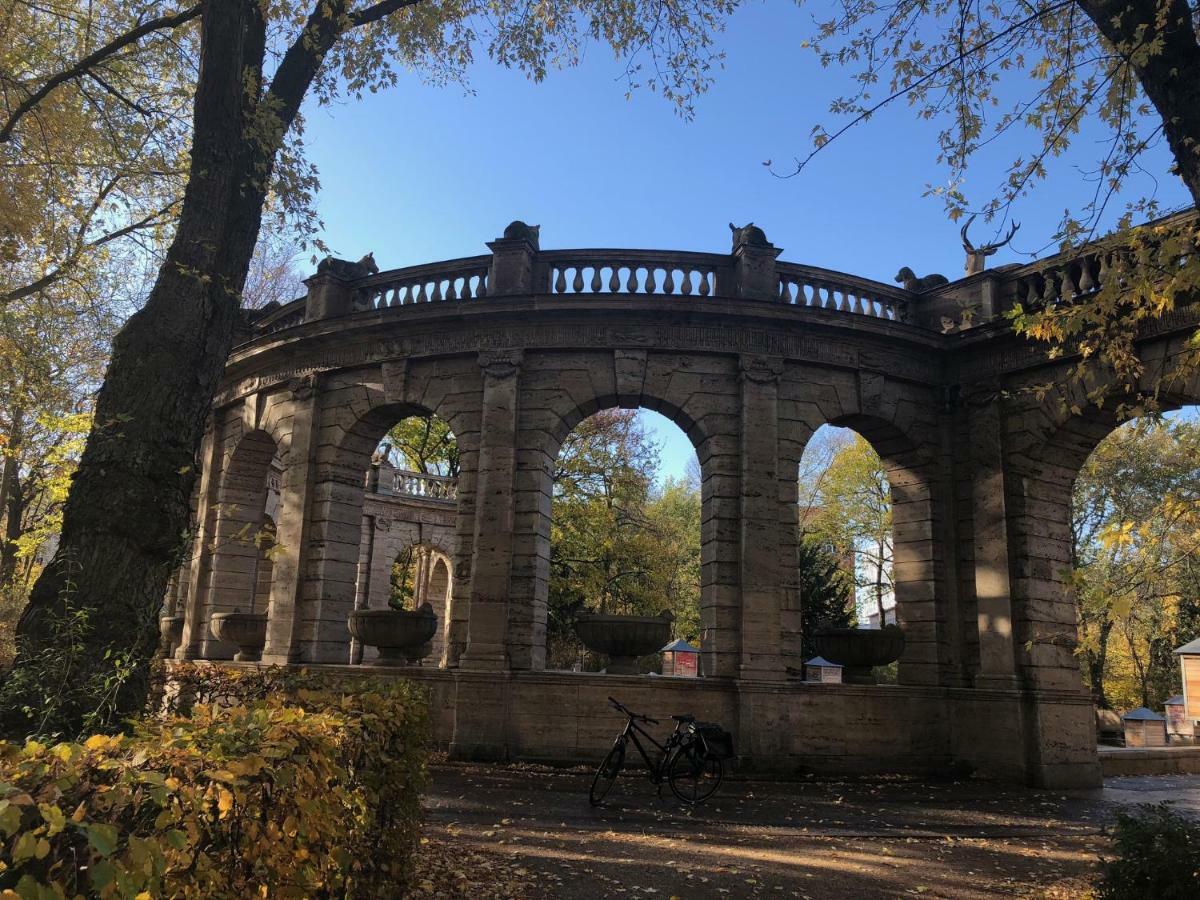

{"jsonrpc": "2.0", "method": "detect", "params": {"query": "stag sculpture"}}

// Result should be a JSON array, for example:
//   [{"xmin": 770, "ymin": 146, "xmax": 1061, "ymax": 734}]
[{"xmin": 961, "ymin": 216, "xmax": 1019, "ymax": 275}]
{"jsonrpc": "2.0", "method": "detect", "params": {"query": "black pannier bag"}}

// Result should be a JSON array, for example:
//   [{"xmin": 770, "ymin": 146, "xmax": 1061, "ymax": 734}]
[{"xmin": 696, "ymin": 723, "xmax": 735, "ymax": 760}]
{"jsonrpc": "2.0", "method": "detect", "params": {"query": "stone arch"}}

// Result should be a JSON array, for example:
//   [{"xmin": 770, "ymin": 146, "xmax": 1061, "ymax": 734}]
[
  {"xmin": 805, "ymin": 411, "xmax": 950, "ymax": 686},
  {"xmin": 298, "ymin": 370, "xmax": 473, "ymax": 664},
  {"xmin": 516, "ymin": 381, "xmax": 720, "ymax": 676},
  {"xmin": 1004, "ymin": 379, "xmax": 1200, "ymax": 692},
  {"xmin": 197, "ymin": 427, "xmax": 280, "ymax": 659}
]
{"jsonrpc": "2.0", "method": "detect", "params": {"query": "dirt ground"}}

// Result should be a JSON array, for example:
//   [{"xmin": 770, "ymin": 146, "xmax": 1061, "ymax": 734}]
[{"xmin": 405, "ymin": 761, "xmax": 1180, "ymax": 899}]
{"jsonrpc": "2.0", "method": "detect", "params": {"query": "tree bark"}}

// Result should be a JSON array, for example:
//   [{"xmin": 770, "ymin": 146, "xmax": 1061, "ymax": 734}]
[
  {"xmin": 1078, "ymin": 0, "xmax": 1200, "ymax": 206},
  {"xmin": 1086, "ymin": 617, "xmax": 1113, "ymax": 709},
  {"xmin": 0, "ymin": 0, "xmax": 273, "ymax": 737},
  {"xmin": 0, "ymin": 409, "xmax": 22, "ymax": 587}
]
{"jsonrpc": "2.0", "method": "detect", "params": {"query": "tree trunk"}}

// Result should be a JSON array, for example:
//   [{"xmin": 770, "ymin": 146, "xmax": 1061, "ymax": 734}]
[
  {"xmin": 0, "ymin": 409, "xmax": 22, "ymax": 587},
  {"xmin": 1078, "ymin": 0, "xmax": 1200, "ymax": 206},
  {"xmin": 0, "ymin": 0, "xmax": 272, "ymax": 738},
  {"xmin": 1086, "ymin": 617, "xmax": 1113, "ymax": 709}
]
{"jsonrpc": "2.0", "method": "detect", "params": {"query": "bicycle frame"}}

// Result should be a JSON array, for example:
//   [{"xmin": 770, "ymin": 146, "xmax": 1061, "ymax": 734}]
[{"xmin": 615, "ymin": 714, "xmax": 686, "ymax": 783}]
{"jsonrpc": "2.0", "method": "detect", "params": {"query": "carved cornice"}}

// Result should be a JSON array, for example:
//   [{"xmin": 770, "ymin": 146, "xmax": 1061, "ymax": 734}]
[
  {"xmin": 740, "ymin": 355, "xmax": 784, "ymax": 385},
  {"xmin": 478, "ymin": 349, "xmax": 524, "ymax": 380}
]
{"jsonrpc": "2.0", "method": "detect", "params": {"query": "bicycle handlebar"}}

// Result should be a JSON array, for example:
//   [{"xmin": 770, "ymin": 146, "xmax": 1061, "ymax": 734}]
[{"xmin": 608, "ymin": 696, "xmax": 658, "ymax": 724}]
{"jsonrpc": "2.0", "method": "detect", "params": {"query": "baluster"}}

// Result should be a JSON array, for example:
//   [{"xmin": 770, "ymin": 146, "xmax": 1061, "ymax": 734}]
[
  {"xmin": 1024, "ymin": 278, "xmax": 1038, "ymax": 306},
  {"xmin": 1097, "ymin": 252, "xmax": 1109, "ymax": 285},
  {"xmin": 663, "ymin": 269, "xmax": 675, "ymax": 295},
  {"xmin": 698, "ymin": 269, "xmax": 711, "ymax": 296},
  {"xmin": 625, "ymin": 266, "xmax": 639, "ymax": 292},
  {"xmin": 837, "ymin": 289, "xmax": 850, "ymax": 311},
  {"xmin": 461, "ymin": 276, "xmax": 474, "ymax": 300},
  {"xmin": 572, "ymin": 266, "xmax": 585, "ymax": 292},
  {"xmin": 1078, "ymin": 256, "xmax": 1096, "ymax": 293},
  {"xmin": 1041, "ymin": 272, "xmax": 1057, "ymax": 304},
  {"xmin": 1060, "ymin": 267, "xmax": 1078, "ymax": 299},
  {"xmin": 644, "ymin": 267, "xmax": 658, "ymax": 293},
  {"xmin": 608, "ymin": 267, "xmax": 621, "ymax": 292},
  {"xmin": 477, "ymin": 272, "xmax": 488, "ymax": 297},
  {"xmin": 415, "ymin": 282, "xmax": 428, "ymax": 303},
  {"xmin": 681, "ymin": 270, "xmax": 693, "ymax": 296},
  {"xmin": 444, "ymin": 278, "xmax": 457, "ymax": 301},
  {"xmin": 431, "ymin": 279, "xmax": 443, "ymax": 302},
  {"xmin": 591, "ymin": 267, "xmax": 602, "ymax": 292},
  {"xmin": 554, "ymin": 266, "xmax": 567, "ymax": 293}
]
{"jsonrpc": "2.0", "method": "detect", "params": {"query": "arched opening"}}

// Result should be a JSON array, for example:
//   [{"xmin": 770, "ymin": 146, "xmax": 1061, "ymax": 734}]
[
  {"xmin": 338, "ymin": 407, "xmax": 460, "ymax": 666},
  {"xmin": 201, "ymin": 428, "xmax": 281, "ymax": 659},
  {"xmin": 797, "ymin": 417, "xmax": 936, "ymax": 684},
  {"xmin": 1069, "ymin": 411, "xmax": 1200, "ymax": 721},
  {"xmin": 545, "ymin": 408, "xmax": 702, "ymax": 674}
]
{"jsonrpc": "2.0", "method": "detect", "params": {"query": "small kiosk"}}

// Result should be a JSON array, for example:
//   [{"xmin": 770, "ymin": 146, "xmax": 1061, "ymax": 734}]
[
  {"xmin": 804, "ymin": 656, "xmax": 844, "ymax": 684},
  {"xmin": 660, "ymin": 638, "xmax": 700, "ymax": 677},
  {"xmin": 1122, "ymin": 707, "xmax": 1168, "ymax": 748}
]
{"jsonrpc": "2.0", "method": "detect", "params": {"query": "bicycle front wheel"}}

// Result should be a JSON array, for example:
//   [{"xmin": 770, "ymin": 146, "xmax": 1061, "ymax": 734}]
[
  {"xmin": 667, "ymin": 743, "xmax": 723, "ymax": 804},
  {"xmin": 589, "ymin": 741, "xmax": 626, "ymax": 806}
]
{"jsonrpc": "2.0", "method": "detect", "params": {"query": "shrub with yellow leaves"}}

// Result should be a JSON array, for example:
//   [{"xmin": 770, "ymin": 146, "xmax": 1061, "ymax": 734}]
[{"xmin": 0, "ymin": 667, "xmax": 428, "ymax": 898}]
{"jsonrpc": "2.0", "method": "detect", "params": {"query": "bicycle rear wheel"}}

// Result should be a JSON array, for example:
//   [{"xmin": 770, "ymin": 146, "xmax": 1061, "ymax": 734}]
[
  {"xmin": 667, "ymin": 743, "xmax": 723, "ymax": 804},
  {"xmin": 589, "ymin": 740, "xmax": 626, "ymax": 806}
]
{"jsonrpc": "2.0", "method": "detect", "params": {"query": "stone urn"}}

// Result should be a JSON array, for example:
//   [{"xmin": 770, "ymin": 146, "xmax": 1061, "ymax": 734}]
[
  {"xmin": 812, "ymin": 624, "xmax": 905, "ymax": 684},
  {"xmin": 159, "ymin": 615, "xmax": 184, "ymax": 658},
  {"xmin": 209, "ymin": 611, "xmax": 268, "ymax": 662},
  {"xmin": 347, "ymin": 603, "xmax": 437, "ymax": 666},
  {"xmin": 574, "ymin": 610, "xmax": 674, "ymax": 675}
]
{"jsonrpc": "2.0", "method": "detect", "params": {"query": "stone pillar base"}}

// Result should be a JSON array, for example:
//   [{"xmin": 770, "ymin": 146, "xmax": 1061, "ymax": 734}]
[{"xmin": 448, "ymin": 672, "xmax": 511, "ymax": 761}]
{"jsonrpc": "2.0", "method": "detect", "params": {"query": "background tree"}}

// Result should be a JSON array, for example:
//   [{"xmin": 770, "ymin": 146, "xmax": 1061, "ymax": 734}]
[
  {"xmin": 788, "ymin": 0, "xmax": 1200, "ymax": 416},
  {"xmin": 1072, "ymin": 418, "xmax": 1200, "ymax": 709},
  {"xmin": 0, "ymin": 0, "xmax": 738, "ymax": 738},
  {"xmin": 384, "ymin": 415, "xmax": 459, "ymax": 477},
  {"xmin": 548, "ymin": 410, "xmax": 701, "ymax": 668},
  {"xmin": 796, "ymin": 537, "xmax": 855, "ymax": 661},
  {"xmin": 800, "ymin": 431, "xmax": 894, "ymax": 628}
]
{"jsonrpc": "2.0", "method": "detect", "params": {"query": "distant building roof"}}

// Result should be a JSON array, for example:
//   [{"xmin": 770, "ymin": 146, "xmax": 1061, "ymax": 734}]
[
  {"xmin": 1122, "ymin": 707, "xmax": 1166, "ymax": 721},
  {"xmin": 660, "ymin": 638, "xmax": 699, "ymax": 653},
  {"xmin": 805, "ymin": 656, "xmax": 842, "ymax": 668},
  {"xmin": 1175, "ymin": 637, "xmax": 1200, "ymax": 655},
  {"xmin": 1165, "ymin": 695, "xmax": 1186, "ymax": 706}
]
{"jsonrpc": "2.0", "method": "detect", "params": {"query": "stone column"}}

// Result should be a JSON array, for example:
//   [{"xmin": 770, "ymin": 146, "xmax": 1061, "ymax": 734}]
[
  {"xmin": 968, "ymin": 400, "xmax": 1019, "ymax": 687},
  {"xmin": 261, "ymin": 375, "xmax": 320, "ymax": 664},
  {"xmin": 176, "ymin": 421, "xmax": 224, "ymax": 659},
  {"xmin": 737, "ymin": 355, "xmax": 786, "ymax": 681},
  {"xmin": 459, "ymin": 349, "xmax": 523, "ymax": 670}
]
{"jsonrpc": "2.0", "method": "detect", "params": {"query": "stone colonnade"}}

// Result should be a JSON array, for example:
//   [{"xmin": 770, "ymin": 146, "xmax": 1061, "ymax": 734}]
[{"xmin": 165, "ymin": 224, "xmax": 1200, "ymax": 787}]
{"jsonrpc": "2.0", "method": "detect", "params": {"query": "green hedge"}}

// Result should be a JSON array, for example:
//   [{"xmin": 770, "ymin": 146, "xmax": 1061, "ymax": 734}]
[{"xmin": 0, "ymin": 666, "xmax": 428, "ymax": 898}]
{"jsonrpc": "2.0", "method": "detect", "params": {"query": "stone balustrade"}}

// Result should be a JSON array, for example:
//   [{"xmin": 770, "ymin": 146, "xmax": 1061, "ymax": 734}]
[
  {"xmin": 541, "ymin": 249, "xmax": 729, "ymax": 297},
  {"xmin": 356, "ymin": 256, "xmax": 492, "ymax": 309},
  {"xmin": 390, "ymin": 469, "xmax": 457, "ymax": 502}
]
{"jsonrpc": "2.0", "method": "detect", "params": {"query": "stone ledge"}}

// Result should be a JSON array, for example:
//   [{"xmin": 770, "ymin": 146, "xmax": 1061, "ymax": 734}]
[{"xmin": 1099, "ymin": 745, "xmax": 1200, "ymax": 776}]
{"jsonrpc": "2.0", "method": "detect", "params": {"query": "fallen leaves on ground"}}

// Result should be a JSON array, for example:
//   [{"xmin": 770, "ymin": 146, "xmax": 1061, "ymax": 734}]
[{"xmin": 407, "ymin": 830, "xmax": 536, "ymax": 898}]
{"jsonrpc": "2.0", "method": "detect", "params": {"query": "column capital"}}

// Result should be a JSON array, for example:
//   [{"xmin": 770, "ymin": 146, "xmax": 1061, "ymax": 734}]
[
  {"xmin": 478, "ymin": 349, "xmax": 524, "ymax": 380},
  {"xmin": 739, "ymin": 355, "xmax": 784, "ymax": 385},
  {"xmin": 287, "ymin": 372, "xmax": 320, "ymax": 402}
]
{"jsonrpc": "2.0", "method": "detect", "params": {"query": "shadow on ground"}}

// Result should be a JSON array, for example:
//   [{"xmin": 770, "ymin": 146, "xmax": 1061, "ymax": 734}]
[{"xmin": 406, "ymin": 761, "xmax": 1197, "ymax": 899}]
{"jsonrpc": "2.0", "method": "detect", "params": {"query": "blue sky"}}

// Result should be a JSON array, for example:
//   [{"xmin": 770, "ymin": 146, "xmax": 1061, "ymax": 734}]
[{"xmin": 300, "ymin": 2, "xmax": 1192, "ymax": 482}]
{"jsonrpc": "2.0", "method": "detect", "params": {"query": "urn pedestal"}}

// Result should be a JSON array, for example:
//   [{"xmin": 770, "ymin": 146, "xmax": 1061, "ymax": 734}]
[
  {"xmin": 347, "ymin": 603, "xmax": 438, "ymax": 666},
  {"xmin": 574, "ymin": 611, "xmax": 674, "ymax": 675}
]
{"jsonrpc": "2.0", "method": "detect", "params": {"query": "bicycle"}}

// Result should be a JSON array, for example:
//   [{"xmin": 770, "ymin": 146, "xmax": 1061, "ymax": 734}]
[{"xmin": 589, "ymin": 696, "xmax": 725, "ymax": 806}]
